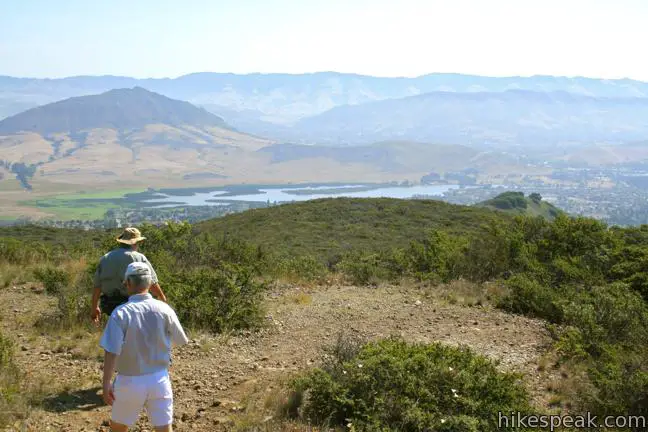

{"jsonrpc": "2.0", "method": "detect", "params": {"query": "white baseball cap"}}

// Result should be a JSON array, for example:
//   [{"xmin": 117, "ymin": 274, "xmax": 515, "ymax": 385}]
[{"xmin": 124, "ymin": 262, "xmax": 152, "ymax": 278}]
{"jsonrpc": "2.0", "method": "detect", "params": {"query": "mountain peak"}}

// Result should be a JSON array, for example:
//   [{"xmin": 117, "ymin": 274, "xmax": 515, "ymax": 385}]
[{"xmin": 0, "ymin": 87, "xmax": 228, "ymax": 135}]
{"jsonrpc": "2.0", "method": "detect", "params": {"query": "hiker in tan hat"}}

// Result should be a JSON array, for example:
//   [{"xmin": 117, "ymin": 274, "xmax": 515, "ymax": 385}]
[{"xmin": 91, "ymin": 227, "xmax": 168, "ymax": 324}]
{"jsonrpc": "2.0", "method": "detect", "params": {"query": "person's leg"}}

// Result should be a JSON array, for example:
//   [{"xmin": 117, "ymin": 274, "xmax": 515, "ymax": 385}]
[
  {"xmin": 110, "ymin": 421, "xmax": 129, "ymax": 432},
  {"xmin": 145, "ymin": 372, "xmax": 174, "ymax": 432},
  {"xmin": 101, "ymin": 295, "xmax": 129, "ymax": 317},
  {"xmin": 111, "ymin": 375, "xmax": 146, "ymax": 431},
  {"xmin": 147, "ymin": 398, "xmax": 173, "ymax": 431}
]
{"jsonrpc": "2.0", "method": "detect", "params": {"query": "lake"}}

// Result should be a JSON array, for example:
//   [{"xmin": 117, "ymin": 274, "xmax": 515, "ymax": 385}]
[{"xmin": 143, "ymin": 184, "xmax": 462, "ymax": 207}]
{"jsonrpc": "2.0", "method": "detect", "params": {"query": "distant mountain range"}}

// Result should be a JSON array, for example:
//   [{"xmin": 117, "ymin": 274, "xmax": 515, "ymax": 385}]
[
  {"xmin": 3, "ymin": 72, "xmax": 648, "ymax": 148},
  {"xmin": 0, "ymin": 88, "xmax": 491, "ymax": 190},
  {"xmin": 291, "ymin": 90, "xmax": 648, "ymax": 147}
]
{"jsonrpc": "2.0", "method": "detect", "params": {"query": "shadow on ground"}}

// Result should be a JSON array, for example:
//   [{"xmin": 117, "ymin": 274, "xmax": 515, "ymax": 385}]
[{"xmin": 41, "ymin": 386, "xmax": 104, "ymax": 412}]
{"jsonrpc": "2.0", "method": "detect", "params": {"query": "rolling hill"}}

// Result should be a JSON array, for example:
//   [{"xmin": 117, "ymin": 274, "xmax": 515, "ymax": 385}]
[
  {"xmin": 257, "ymin": 141, "xmax": 478, "ymax": 174},
  {"xmin": 195, "ymin": 197, "xmax": 508, "ymax": 260},
  {"xmin": 477, "ymin": 191, "xmax": 563, "ymax": 219},
  {"xmin": 292, "ymin": 89, "xmax": 648, "ymax": 147},
  {"xmin": 0, "ymin": 86, "xmax": 229, "ymax": 135},
  {"xmin": 0, "ymin": 88, "xmax": 491, "ymax": 193},
  {"xmin": 0, "ymin": 88, "xmax": 276, "ymax": 188}
]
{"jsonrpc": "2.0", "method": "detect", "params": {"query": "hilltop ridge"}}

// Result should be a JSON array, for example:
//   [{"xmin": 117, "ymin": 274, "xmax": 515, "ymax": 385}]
[
  {"xmin": 0, "ymin": 88, "xmax": 274, "ymax": 189},
  {"xmin": 0, "ymin": 87, "xmax": 229, "ymax": 135},
  {"xmin": 4, "ymin": 71, "xmax": 648, "ymax": 126},
  {"xmin": 195, "ymin": 197, "xmax": 509, "ymax": 259},
  {"xmin": 477, "ymin": 191, "xmax": 563, "ymax": 219}
]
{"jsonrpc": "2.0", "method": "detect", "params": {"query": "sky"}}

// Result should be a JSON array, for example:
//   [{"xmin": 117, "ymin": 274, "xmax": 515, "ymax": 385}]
[{"xmin": 1, "ymin": 0, "xmax": 646, "ymax": 80}]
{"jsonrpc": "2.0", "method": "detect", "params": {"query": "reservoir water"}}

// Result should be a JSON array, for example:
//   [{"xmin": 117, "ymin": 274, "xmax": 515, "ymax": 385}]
[{"xmin": 144, "ymin": 184, "xmax": 462, "ymax": 206}]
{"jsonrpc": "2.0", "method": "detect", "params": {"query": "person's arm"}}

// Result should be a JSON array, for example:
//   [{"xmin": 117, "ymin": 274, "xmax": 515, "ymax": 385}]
[
  {"xmin": 91, "ymin": 260, "xmax": 103, "ymax": 323},
  {"xmin": 99, "ymin": 315, "xmax": 124, "ymax": 405},
  {"xmin": 143, "ymin": 258, "xmax": 166, "ymax": 302},
  {"xmin": 150, "ymin": 283, "xmax": 167, "ymax": 303},
  {"xmin": 91, "ymin": 287, "xmax": 102, "ymax": 324},
  {"xmin": 102, "ymin": 351, "xmax": 117, "ymax": 405},
  {"xmin": 168, "ymin": 309, "xmax": 189, "ymax": 348}
]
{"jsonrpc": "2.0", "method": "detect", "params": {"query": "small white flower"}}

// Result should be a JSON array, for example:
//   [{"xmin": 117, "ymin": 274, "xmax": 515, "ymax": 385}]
[
  {"xmin": 343, "ymin": 370, "xmax": 347, "ymax": 374},
  {"xmin": 358, "ymin": 363, "xmax": 363, "ymax": 368},
  {"xmin": 441, "ymin": 419, "xmax": 446, "ymax": 424},
  {"xmin": 448, "ymin": 367, "xmax": 454, "ymax": 371}
]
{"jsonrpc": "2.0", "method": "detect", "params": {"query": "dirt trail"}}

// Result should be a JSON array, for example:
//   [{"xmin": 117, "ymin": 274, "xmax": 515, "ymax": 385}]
[{"xmin": 0, "ymin": 283, "xmax": 553, "ymax": 431}]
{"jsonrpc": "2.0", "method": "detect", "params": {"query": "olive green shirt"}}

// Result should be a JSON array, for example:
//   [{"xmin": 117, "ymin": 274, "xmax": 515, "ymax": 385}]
[{"xmin": 94, "ymin": 247, "xmax": 159, "ymax": 297}]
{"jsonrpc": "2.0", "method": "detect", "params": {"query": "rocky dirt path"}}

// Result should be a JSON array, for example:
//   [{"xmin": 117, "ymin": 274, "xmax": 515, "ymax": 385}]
[{"xmin": 0, "ymin": 282, "xmax": 554, "ymax": 431}]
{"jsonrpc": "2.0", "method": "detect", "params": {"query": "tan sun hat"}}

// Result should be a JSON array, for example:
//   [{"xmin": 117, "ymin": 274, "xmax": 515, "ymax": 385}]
[{"xmin": 116, "ymin": 227, "xmax": 146, "ymax": 245}]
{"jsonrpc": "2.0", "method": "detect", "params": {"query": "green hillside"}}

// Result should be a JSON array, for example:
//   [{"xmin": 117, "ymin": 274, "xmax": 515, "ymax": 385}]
[
  {"xmin": 477, "ymin": 191, "xmax": 563, "ymax": 220},
  {"xmin": 195, "ymin": 197, "xmax": 507, "ymax": 260},
  {"xmin": 4, "ymin": 196, "xmax": 648, "ymax": 428}
]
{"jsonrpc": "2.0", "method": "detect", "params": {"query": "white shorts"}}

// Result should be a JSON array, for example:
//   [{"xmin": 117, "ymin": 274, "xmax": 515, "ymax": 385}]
[{"xmin": 111, "ymin": 369, "xmax": 173, "ymax": 427}]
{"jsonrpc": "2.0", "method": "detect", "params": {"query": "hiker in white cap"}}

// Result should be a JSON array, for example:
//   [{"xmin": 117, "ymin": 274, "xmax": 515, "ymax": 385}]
[
  {"xmin": 92, "ymin": 227, "xmax": 168, "ymax": 324},
  {"xmin": 100, "ymin": 261, "xmax": 188, "ymax": 431}
]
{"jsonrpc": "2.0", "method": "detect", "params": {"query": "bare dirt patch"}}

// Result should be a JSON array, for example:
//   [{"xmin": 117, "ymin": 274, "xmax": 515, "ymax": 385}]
[{"xmin": 0, "ymin": 282, "xmax": 554, "ymax": 431}]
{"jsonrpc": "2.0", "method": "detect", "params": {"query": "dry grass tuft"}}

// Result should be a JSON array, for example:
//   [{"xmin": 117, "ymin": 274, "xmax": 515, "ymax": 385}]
[
  {"xmin": 418, "ymin": 279, "xmax": 506, "ymax": 307},
  {"xmin": 0, "ymin": 263, "xmax": 34, "ymax": 289},
  {"xmin": 282, "ymin": 291, "xmax": 313, "ymax": 306}
]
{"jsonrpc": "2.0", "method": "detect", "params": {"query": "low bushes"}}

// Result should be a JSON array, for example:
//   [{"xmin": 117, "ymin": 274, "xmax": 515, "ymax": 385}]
[
  {"xmin": 0, "ymin": 331, "xmax": 24, "ymax": 427},
  {"xmin": 335, "ymin": 252, "xmax": 397, "ymax": 286},
  {"xmin": 274, "ymin": 255, "xmax": 328, "ymax": 283},
  {"xmin": 165, "ymin": 265, "xmax": 266, "ymax": 333},
  {"xmin": 485, "ymin": 191, "xmax": 528, "ymax": 210},
  {"xmin": 290, "ymin": 337, "xmax": 531, "ymax": 432},
  {"xmin": 34, "ymin": 263, "xmax": 93, "ymax": 330},
  {"xmin": 33, "ymin": 266, "xmax": 72, "ymax": 295}
]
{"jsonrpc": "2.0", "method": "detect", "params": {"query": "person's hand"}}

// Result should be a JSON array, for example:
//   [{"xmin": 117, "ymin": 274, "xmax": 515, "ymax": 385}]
[
  {"xmin": 91, "ymin": 307, "xmax": 101, "ymax": 325},
  {"xmin": 103, "ymin": 385, "xmax": 115, "ymax": 406}
]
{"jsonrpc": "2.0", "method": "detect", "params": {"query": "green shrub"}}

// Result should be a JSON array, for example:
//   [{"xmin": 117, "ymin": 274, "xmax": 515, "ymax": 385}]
[
  {"xmin": 0, "ymin": 332, "xmax": 24, "ymax": 427},
  {"xmin": 56, "ymin": 272, "xmax": 92, "ymax": 328},
  {"xmin": 487, "ymin": 192, "xmax": 527, "ymax": 210},
  {"xmin": 292, "ymin": 338, "xmax": 531, "ymax": 431},
  {"xmin": 460, "ymin": 222, "xmax": 515, "ymax": 282},
  {"xmin": 321, "ymin": 331, "xmax": 367, "ymax": 374},
  {"xmin": 511, "ymin": 278, "xmax": 648, "ymax": 419},
  {"xmin": 166, "ymin": 265, "xmax": 266, "ymax": 333},
  {"xmin": 0, "ymin": 237, "xmax": 49, "ymax": 264},
  {"xmin": 561, "ymin": 283, "xmax": 648, "ymax": 355},
  {"xmin": 34, "ymin": 264, "xmax": 92, "ymax": 330},
  {"xmin": 33, "ymin": 266, "xmax": 72, "ymax": 295},
  {"xmin": 499, "ymin": 275, "xmax": 563, "ymax": 322},
  {"xmin": 581, "ymin": 349, "xmax": 648, "ymax": 418},
  {"xmin": 275, "ymin": 255, "xmax": 328, "ymax": 282},
  {"xmin": 401, "ymin": 231, "xmax": 465, "ymax": 283},
  {"xmin": 336, "ymin": 253, "xmax": 394, "ymax": 285}
]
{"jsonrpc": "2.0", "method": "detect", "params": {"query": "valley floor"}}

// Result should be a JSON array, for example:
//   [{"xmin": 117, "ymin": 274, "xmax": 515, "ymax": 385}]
[{"xmin": 1, "ymin": 282, "xmax": 554, "ymax": 431}]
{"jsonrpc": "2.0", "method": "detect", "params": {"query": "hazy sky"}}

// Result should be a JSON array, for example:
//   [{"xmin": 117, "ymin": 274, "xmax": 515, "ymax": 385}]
[{"xmin": 1, "ymin": 0, "xmax": 646, "ymax": 80}]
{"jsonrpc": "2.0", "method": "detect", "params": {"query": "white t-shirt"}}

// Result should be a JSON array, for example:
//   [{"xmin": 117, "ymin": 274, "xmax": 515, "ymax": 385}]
[{"xmin": 100, "ymin": 293, "xmax": 188, "ymax": 376}]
